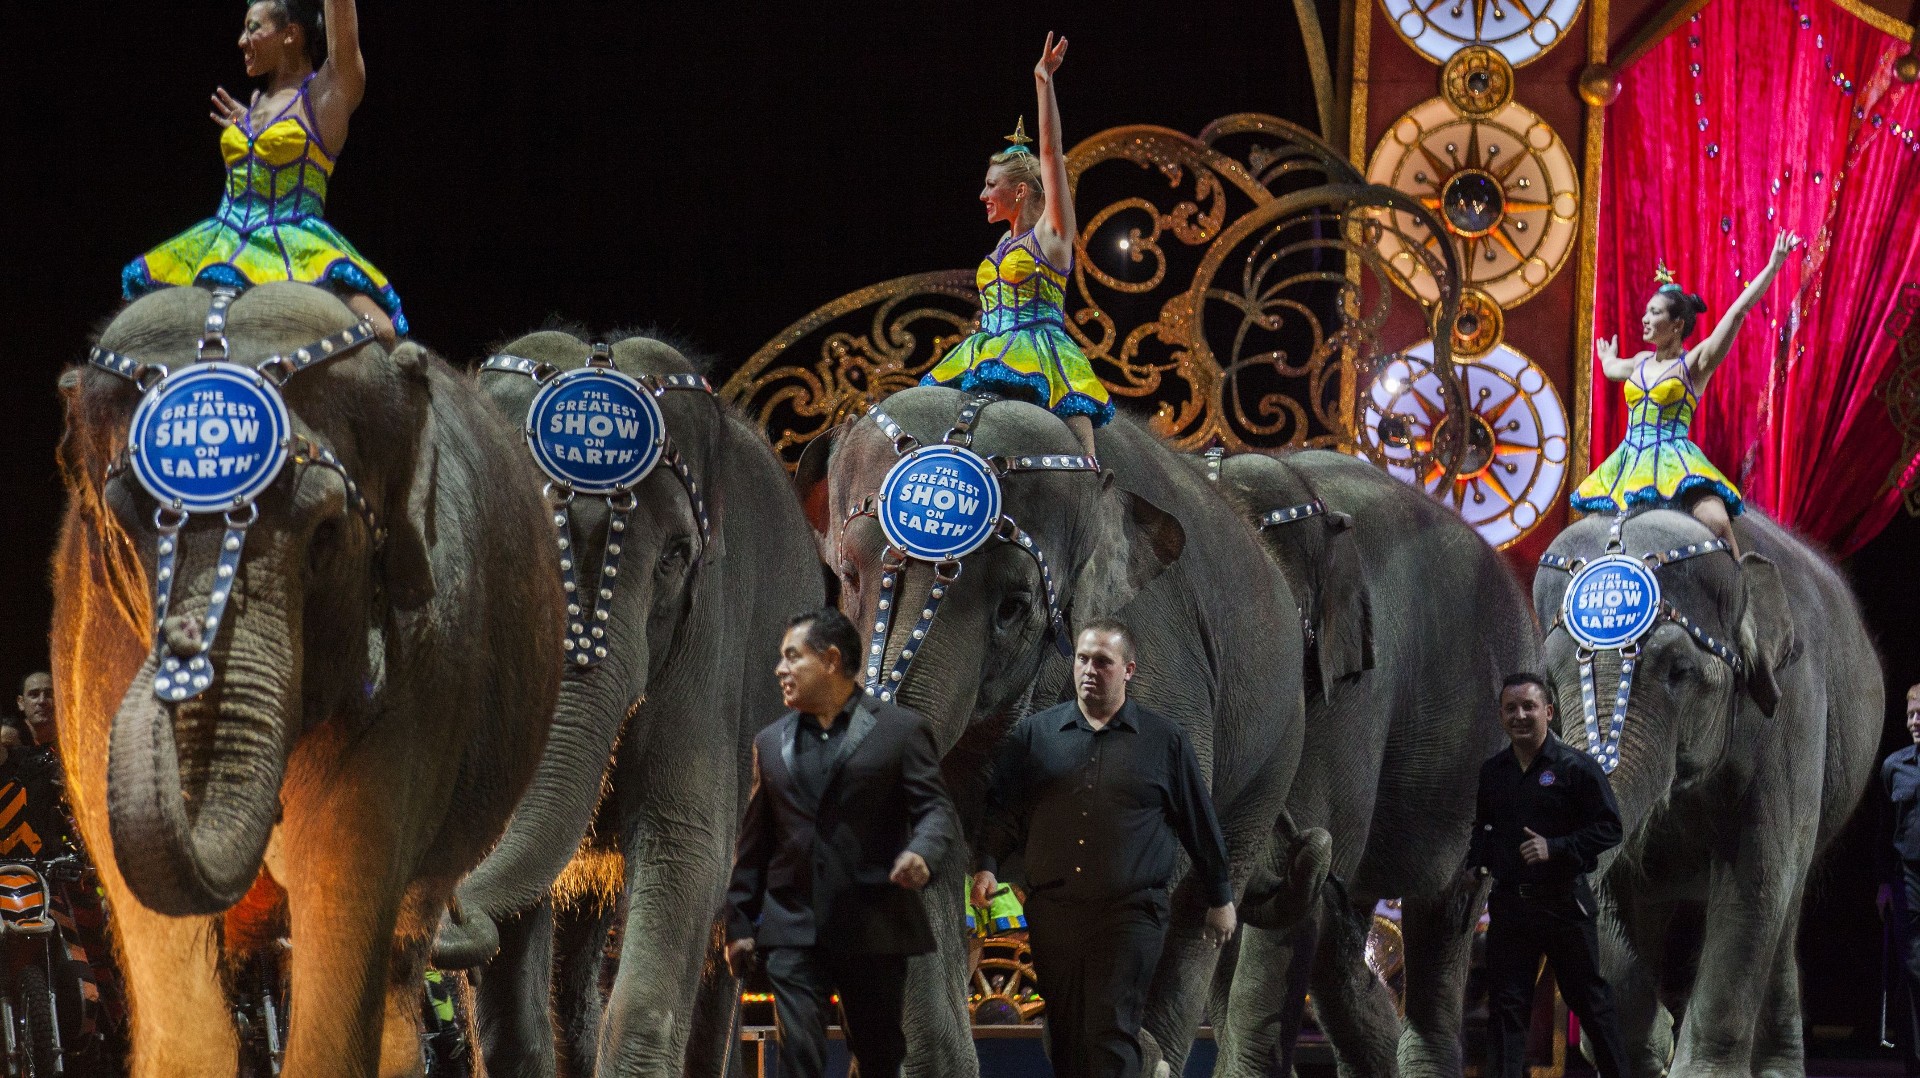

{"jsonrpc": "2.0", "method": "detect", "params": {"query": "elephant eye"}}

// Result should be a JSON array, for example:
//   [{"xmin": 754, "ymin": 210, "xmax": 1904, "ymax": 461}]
[
  {"xmin": 657, "ymin": 537, "xmax": 694, "ymax": 574},
  {"xmin": 308, "ymin": 518, "xmax": 341, "ymax": 575},
  {"xmin": 995, "ymin": 590, "xmax": 1034, "ymax": 634},
  {"xmin": 838, "ymin": 560, "xmax": 860, "ymax": 592}
]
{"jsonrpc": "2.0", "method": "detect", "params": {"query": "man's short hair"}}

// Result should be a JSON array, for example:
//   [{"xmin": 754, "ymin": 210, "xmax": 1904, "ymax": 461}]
[
  {"xmin": 787, "ymin": 608, "xmax": 861, "ymax": 674},
  {"xmin": 1501, "ymin": 672, "xmax": 1554, "ymax": 706},
  {"xmin": 1075, "ymin": 618, "xmax": 1137, "ymax": 663}
]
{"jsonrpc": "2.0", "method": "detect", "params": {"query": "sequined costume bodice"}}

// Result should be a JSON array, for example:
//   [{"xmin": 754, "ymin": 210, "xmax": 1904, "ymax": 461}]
[
  {"xmin": 216, "ymin": 80, "xmax": 335, "ymax": 232},
  {"xmin": 976, "ymin": 230, "xmax": 1070, "ymax": 334},
  {"xmin": 1619, "ymin": 360, "xmax": 1699, "ymax": 445}
]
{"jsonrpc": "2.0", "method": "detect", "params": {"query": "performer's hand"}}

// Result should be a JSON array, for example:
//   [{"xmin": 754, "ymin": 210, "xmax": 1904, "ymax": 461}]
[
  {"xmin": 1035, "ymin": 32, "xmax": 1068, "ymax": 82},
  {"xmin": 970, "ymin": 870, "xmax": 997, "ymax": 908},
  {"xmin": 725, "ymin": 937, "xmax": 756, "ymax": 978},
  {"xmin": 1203, "ymin": 903, "xmax": 1237, "ymax": 947},
  {"xmin": 1595, "ymin": 335, "xmax": 1619, "ymax": 366},
  {"xmin": 1769, "ymin": 230, "xmax": 1803, "ymax": 268},
  {"xmin": 1519, "ymin": 827, "xmax": 1552, "ymax": 865},
  {"xmin": 890, "ymin": 850, "xmax": 932, "ymax": 891},
  {"xmin": 209, "ymin": 86, "xmax": 247, "ymax": 129}
]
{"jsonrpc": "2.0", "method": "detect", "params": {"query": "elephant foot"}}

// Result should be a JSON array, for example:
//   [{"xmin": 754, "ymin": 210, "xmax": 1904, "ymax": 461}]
[
  {"xmin": 1140, "ymin": 1027, "xmax": 1168, "ymax": 1078},
  {"xmin": 1241, "ymin": 827, "xmax": 1333, "ymax": 931}
]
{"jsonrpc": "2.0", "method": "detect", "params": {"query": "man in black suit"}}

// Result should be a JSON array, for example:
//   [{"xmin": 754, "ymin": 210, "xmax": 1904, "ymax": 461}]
[{"xmin": 724, "ymin": 607, "xmax": 959, "ymax": 1078}]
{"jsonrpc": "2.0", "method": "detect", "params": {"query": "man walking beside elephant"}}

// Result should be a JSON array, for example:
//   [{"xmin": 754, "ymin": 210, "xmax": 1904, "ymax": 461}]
[
  {"xmin": 1878, "ymin": 682, "xmax": 1920, "ymax": 1073},
  {"xmin": 972, "ymin": 619, "xmax": 1236, "ymax": 1078},
  {"xmin": 725, "ymin": 607, "xmax": 959, "ymax": 1078}
]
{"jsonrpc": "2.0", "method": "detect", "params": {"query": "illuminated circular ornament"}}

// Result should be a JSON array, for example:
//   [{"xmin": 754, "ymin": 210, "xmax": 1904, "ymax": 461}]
[
  {"xmin": 1443, "ymin": 46, "xmax": 1514, "ymax": 117},
  {"xmin": 526, "ymin": 367, "xmax": 667, "ymax": 494},
  {"xmin": 1380, "ymin": 0, "xmax": 1585, "ymax": 67},
  {"xmin": 1365, "ymin": 97, "xmax": 1580, "ymax": 309},
  {"xmin": 1360, "ymin": 340, "xmax": 1568, "ymax": 549},
  {"xmin": 129, "ymin": 362, "xmax": 291, "ymax": 513},
  {"xmin": 1452, "ymin": 289, "xmax": 1505, "ymax": 359},
  {"xmin": 877, "ymin": 445, "xmax": 1003, "ymax": 561},
  {"xmin": 1561, "ymin": 555, "xmax": 1663, "ymax": 651}
]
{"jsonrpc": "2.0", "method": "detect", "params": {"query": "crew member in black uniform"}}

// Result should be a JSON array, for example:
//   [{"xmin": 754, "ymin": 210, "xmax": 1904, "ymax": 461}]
[
  {"xmin": 1468, "ymin": 672, "xmax": 1630, "ymax": 1078},
  {"xmin": 972, "ymin": 618, "xmax": 1236, "ymax": 1078},
  {"xmin": 1880, "ymin": 682, "xmax": 1920, "ymax": 1073},
  {"xmin": 724, "ymin": 608, "xmax": 959, "ymax": 1078}
]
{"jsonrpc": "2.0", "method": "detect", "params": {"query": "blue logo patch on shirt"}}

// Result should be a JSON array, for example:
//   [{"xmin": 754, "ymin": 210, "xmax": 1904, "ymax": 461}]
[{"xmin": 1539, "ymin": 770, "xmax": 1557, "ymax": 786}]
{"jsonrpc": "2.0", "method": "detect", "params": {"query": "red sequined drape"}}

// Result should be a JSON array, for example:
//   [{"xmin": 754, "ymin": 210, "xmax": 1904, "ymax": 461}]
[{"xmin": 1591, "ymin": 0, "xmax": 1920, "ymax": 554}]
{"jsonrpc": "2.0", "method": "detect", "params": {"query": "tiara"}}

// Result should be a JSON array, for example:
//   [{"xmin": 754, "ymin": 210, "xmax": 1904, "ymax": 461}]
[
  {"xmin": 1003, "ymin": 116, "xmax": 1034, "ymax": 155},
  {"xmin": 1653, "ymin": 259, "xmax": 1683, "ymax": 292}
]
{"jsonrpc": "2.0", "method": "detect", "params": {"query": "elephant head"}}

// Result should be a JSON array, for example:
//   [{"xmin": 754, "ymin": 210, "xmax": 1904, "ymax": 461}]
[
  {"xmin": 1210, "ymin": 450, "xmax": 1374, "ymax": 697},
  {"xmin": 61, "ymin": 284, "xmax": 439, "ymax": 916},
  {"xmin": 798, "ymin": 387, "xmax": 1183, "ymax": 755},
  {"xmin": 1533, "ymin": 510, "xmax": 1795, "ymax": 840}
]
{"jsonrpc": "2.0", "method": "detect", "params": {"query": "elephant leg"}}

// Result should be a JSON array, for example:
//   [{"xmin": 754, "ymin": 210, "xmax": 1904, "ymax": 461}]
[
  {"xmin": 1750, "ymin": 886, "xmax": 1809, "ymax": 1078},
  {"xmin": 114, "ymin": 904, "xmax": 237, "ymax": 1077},
  {"xmin": 1215, "ymin": 916, "xmax": 1318, "ymax": 1078},
  {"xmin": 1306, "ymin": 894, "xmax": 1400, "ymax": 1078},
  {"xmin": 1139, "ymin": 879, "xmax": 1233, "ymax": 1078},
  {"xmin": 1398, "ymin": 881, "xmax": 1484, "ymax": 1078},
  {"xmin": 902, "ymin": 845, "xmax": 979, "ymax": 1078},
  {"xmin": 683, "ymin": 917, "xmax": 745, "ymax": 1078},
  {"xmin": 281, "ymin": 839, "xmax": 410, "ymax": 1076},
  {"xmin": 476, "ymin": 901, "xmax": 561, "ymax": 1078},
  {"xmin": 1668, "ymin": 857, "xmax": 1802, "ymax": 1078},
  {"xmin": 1598, "ymin": 891, "xmax": 1676, "ymax": 1078},
  {"xmin": 554, "ymin": 900, "xmax": 620, "ymax": 1078}
]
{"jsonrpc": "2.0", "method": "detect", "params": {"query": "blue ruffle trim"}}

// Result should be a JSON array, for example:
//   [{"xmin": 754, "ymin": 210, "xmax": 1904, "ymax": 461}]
[
  {"xmin": 1571, "ymin": 474, "xmax": 1744, "ymax": 517},
  {"xmin": 120, "ymin": 259, "xmax": 410, "ymax": 337},
  {"xmin": 921, "ymin": 359, "xmax": 1116, "ymax": 427}
]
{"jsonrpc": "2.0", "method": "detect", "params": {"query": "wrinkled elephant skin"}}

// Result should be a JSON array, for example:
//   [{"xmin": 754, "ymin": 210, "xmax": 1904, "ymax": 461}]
[{"xmin": 52, "ymin": 284, "xmax": 563, "ymax": 1076}]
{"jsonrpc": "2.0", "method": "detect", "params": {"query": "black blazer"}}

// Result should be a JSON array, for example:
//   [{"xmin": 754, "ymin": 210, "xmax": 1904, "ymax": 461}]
[{"xmin": 725, "ymin": 694, "xmax": 959, "ymax": 955}]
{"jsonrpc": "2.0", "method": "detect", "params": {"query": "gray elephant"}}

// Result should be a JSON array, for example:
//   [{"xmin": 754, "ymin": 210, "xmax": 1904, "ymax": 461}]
[
  {"xmin": 797, "ymin": 386, "xmax": 1313, "ymax": 1077},
  {"xmin": 1203, "ymin": 448, "xmax": 1535, "ymax": 1078},
  {"xmin": 49, "ymin": 283, "xmax": 562, "ymax": 1075},
  {"xmin": 1532, "ymin": 509, "xmax": 1880, "ymax": 1078},
  {"xmin": 430, "ymin": 330, "xmax": 825, "ymax": 1077}
]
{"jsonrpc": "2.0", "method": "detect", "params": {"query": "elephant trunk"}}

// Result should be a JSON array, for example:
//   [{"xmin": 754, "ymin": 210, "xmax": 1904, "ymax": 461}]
[{"xmin": 107, "ymin": 597, "xmax": 296, "ymax": 917}]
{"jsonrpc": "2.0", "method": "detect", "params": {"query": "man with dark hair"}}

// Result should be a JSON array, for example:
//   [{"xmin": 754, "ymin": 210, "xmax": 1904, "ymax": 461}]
[
  {"xmin": 724, "ymin": 607, "xmax": 959, "ymax": 1078},
  {"xmin": 1878, "ymin": 683, "xmax": 1920, "ymax": 1073},
  {"xmin": 1468, "ymin": 673, "xmax": 1630, "ymax": 1078},
  {"xmin": 9, "ymin": 672, "xmax": 51, "ymax": 744},
  {"xmin": 973, "ymin": 620, "xmax": 1234, "ymax": 1078}
]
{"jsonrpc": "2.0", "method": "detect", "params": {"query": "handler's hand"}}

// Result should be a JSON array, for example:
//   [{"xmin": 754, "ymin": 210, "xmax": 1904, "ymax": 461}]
[
  {"xmin": 970, "ymin": 870, "xmax": 997, "ymax": 908},
  {"xmin": 1519, "ymin": 827, "xmax": 1552, "ymax": 865},
  {"xmin": 725, "ymin": 937, "xmax": 755, "ymax": 978},
  {"xmin": 890, "ymin": 850, "xmax": 931, "ymax": 891},
  {"xmin": 1204, "ymin": 903, "xmax": 1237, "ymax": 947}
]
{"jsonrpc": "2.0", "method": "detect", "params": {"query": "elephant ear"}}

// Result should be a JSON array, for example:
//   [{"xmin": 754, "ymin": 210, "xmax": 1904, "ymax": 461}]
[
  {"xmin": 794, "ymin": 420, "xmax": 841, "ymax": 545},
  {"xmin": 379, "ymin": 343, "xmax": 439, "ymax": 613},
  {"xmin": 1066, "ymin": 472, "xmax": 1185, "ymax": 638},
  {"xmin": 1315, "ymin": 510, "xmax": 1374, "ymax": 691},
  {"xmin": 1734, "ymin": 551, "xmax": 1796, "ymax": 716}
]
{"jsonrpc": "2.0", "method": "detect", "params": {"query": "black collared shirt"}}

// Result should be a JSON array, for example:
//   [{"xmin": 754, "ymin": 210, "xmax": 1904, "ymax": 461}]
[
  {"xmin": 978, "ymin": 698, "xmax": 1233, "ymax": 907},
  {"xmin": 1883, "ymin": 745, "xmax": 1920, "ymax": 866},
  {"xmin": 791, "ymin": 695, "xmax": 858, "ymax": 813},
  {"xmin": 1468, "ymin": 734, "xmax": 1622, "ymax": 890}
]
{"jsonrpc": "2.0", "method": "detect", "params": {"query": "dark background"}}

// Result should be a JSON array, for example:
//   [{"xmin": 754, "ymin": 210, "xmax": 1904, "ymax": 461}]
[{"xmin": 1, "ymin": 0, "xmax": 1915, "ymax": 1048}]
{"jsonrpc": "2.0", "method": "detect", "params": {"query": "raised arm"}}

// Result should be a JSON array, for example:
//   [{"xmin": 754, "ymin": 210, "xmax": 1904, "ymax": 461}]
[
  {"xmin": 1689, "ymin": 230, "xmax": 1801, "ymax": 378},
  {"xmin": 1033, "ymin": 33, "xmax": 1076, "ymax": 267},
  {"xmin": 309, "ymin": 0, "xmax": 366, "ymax": 149}
]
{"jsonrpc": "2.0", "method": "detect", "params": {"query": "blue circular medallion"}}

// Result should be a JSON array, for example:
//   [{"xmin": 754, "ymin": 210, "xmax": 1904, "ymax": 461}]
[
  {"xmin": 877, "ymin": 445, "xmax": 1003, "ymax": 561},
  {"xmin": 526, "ymin": 367, "xmax": 666, "ymax": 494},
  {"xmin": 1562, "ymin": 554, "xmax": 1663, "ymax": 651},
  {"xmin": 128, "ymin": 363, "xmax": 291, "ymax": 513}
]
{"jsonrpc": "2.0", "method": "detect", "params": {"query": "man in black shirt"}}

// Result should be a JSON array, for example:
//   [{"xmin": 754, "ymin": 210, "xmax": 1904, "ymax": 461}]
[
  {"xmin": 1467, "ymin": 673, "xmax": 1629, "ymax": 1078},
  {"xmin": 1879, "ymin": 683, "xmax": 1920, "ymax": 1072},
  {"xmin": 724, "ymin": 608, "xmax": 958, "ymax": 1078},
  {"xmin": 973, "ymin": 618, "xmax": 1234, "ymax": 1078}
]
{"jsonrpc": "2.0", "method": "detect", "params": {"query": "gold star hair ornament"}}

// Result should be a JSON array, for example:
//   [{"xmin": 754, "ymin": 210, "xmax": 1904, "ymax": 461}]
[
  {"xmin": 1003, "ymin": 116, "xmax": 1035, "ymax": 155},
  {"xmin": 1654, "ymin": 259, "xmax": 1682, "ymax": 292}
]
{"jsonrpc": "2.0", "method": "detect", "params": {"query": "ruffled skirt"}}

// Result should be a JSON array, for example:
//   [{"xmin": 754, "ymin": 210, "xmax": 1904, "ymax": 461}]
[
  {"xmin": 1572, "ymin": 424, "xmax": 1743, "ymax": 515},
  {"xmin": 922, "ymin": 320, "xmax": 1113, "ymax": 426},
  {"xmin": 122, "ymin": 214, "xmax": 408, "ymax": 335}
]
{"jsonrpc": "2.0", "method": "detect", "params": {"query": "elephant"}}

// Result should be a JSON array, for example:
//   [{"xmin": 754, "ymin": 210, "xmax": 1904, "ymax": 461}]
[
  {"xmin": 797, "ymin": 386, "xmax": 1315, "ymax": 1077},
  {"xmin": 1202, "ymin": 448, "xmax": 1535, "ymax": 1078},
  {"xmin": 429, "ymin": 330, "xmax": 826, "ymax": 1078},
  {"xmin": 49, "ymin": 282, "xmax": 563, "ymax": 1076},
  {"xmin": 1532, "ymin": 508, "xmax": 1880, "ymax": 1078}
]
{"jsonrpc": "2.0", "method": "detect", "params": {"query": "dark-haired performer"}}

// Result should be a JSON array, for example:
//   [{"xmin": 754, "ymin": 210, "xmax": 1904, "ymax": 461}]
[
  {"xmin": 1572, "ymin": 231, "xmax": 1800, "ymax": 555},
  {"xmin": 724, "ymin": 608, "xmax": 958, "ymax": 1078},
  {"xmin": 973, "ymin": 619, "xmax": 1234, "ymax": 1078},
  {"xmin": 1467, "ymin": 674, "xmax": 1630, "ymax": 1078},
  {"xmin": 122, "ymin": 0, "xmax": 406, "ymax": 342}
]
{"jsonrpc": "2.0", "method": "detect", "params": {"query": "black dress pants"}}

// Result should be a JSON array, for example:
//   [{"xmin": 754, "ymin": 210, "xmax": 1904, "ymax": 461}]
[
  {"xmin": 764, "ymin": 946, "xmax": 908, "ymax": 1078},
  {"xmin": 1898, "ymin": 862, "xmax": 1920, "ymax": 1073},
  {"xmin": 1025, "ymin": 889, "xmax": 1169, "ymax": 1078},
  {"xmin": 1484, "ymin": 889, "xmax": 1631, "ymax": 1078}
]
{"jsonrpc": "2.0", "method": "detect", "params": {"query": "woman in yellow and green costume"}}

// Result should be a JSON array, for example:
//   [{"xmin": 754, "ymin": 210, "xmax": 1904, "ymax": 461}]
[
  {"xmin": 1573, "ymin": 231, "xmax": 1801, "ymax": 555},
  {"xmin": 923, "ymin": 33, "xmax": 1111, "ymax": 459},
  {"xmin": 122, "ymin": 0, "xmax": 406, "ymax": 342}
]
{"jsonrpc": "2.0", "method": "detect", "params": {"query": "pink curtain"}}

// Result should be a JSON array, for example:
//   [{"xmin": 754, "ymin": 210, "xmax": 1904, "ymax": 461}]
[{"xmin": 1592, "ymin": 0, "xmax": 1920, "ymax": 554}]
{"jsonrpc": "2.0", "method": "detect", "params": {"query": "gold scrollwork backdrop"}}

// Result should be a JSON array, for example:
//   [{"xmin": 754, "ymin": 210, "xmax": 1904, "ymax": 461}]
[{"xmin": 723, "ymin": 114, "xmax": 1467, "ymax": 487}]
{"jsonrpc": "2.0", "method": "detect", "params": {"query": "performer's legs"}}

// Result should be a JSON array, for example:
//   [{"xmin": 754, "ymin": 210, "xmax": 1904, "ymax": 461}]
[
  {"xmin": 764, "ymin": 947, "xmax": 834, "ymax": 1078},
  {"xmin": 1066, "ymin": 414, "xmax": 1097, "ymax": 459},
  {"xmin": 1483, "ymin": 893, "xmax": 1547, "ymax": 1078},
  {"xmin": 1682, "ymin": 490, "xmax": 1739, "ymax": 557},
  {"xmin": 1542, "ymin": 900, "xmax": 1632, "ymax": 1078},
  {"xmin": 343, "ymin": 292, "xmax": 398, "ymax": 345},
  {"xmin": 829, "ymin": 951, "xmax": 909, "ymax": 1078},
  {"xmin": 1026, "ymin": 894, "xmax": 1089, "ymax": 1078},
  {"xmin": 1028, "ymin": 891, "xmax": 1167, "ymax": 1078}
]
